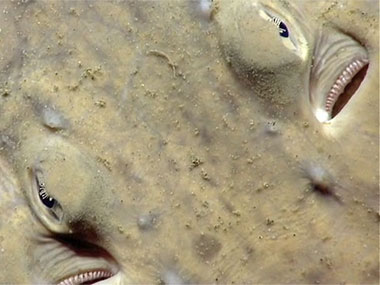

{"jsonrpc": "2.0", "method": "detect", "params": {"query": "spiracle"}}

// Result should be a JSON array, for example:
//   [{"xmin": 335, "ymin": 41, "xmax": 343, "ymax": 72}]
[
  {"xmin": 309, "ymin": 28, "xmax": 369, "ymax": 122},
  {"xmin": 325, "ymin": 58, "xmax": 368, "ymax": 113}
]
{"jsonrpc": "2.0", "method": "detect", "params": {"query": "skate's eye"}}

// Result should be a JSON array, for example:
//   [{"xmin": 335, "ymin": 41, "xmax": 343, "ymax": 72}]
[
  {"xmin": 36, "ymin": 175, "xmax": 56, "ymax": 209},
  {"xmin": 258, "ymin": 8, "xmax": 306, "ymax": 57},
  {"xmin": 32, "ymin": 168, "xmax": 64, "ymax": 222},
  {"xmin": 270, "ymin": 16, "xmax": 289, "ymax": 38}
]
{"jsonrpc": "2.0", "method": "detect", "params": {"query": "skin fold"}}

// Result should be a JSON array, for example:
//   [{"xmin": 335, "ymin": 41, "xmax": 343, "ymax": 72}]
[{"xmin": 0, "ymin": 0, "xmax": 378, "ymax": 284}]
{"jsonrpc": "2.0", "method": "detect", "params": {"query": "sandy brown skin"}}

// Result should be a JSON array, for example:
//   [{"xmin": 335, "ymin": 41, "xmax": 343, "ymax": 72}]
[{"xmin": 0, "ymin": 0, "xmax": 378, "ymax": 284}]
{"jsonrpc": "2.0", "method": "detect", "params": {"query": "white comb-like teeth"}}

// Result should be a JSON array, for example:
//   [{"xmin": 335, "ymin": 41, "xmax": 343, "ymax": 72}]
[
  {"xmin": 325, "ymin": 58, "xmax": 368, "ymax": 112},
  {"xmin": 57, "ymin": 270, "xmax": 114, "ymax": 285}
]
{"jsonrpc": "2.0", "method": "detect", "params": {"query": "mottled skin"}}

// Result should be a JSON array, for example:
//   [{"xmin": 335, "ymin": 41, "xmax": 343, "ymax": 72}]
[{"xmin": 0, "ymin": 0, "xmax": 378, "ymax": 284}]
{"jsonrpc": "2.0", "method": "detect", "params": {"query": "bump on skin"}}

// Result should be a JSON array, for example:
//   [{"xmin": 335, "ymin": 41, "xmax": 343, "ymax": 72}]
[
  {"xmin": 161, "ymin": 270, "xmax": 185, "ymax": 285},
  {"xmin": 264, "ymin": 121, "xmax": 280, "ymax": 135},
  {"xmin": 197, "ymin": 0, "xmax": 213, "ymax": 20},
  {"xmin": 42, "ymin": 106, "xmax": 68, "ymax": 130},
  {"xmin": 137, "ymin": 212, "xmax": 157, "ymax": 230}
]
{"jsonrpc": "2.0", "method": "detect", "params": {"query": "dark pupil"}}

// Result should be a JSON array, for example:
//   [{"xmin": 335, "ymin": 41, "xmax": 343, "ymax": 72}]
[
  {"xmin": 279, "ymin": 22, "xmax": 289, "ymax": 38},
  {"xmin": 36, "ymin": 178, "xmax": 56, "ymax": 208}
]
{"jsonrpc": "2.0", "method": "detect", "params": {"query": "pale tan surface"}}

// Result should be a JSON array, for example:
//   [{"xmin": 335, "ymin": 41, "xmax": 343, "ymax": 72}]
[{"xmin": 0, "ymin": 0, "xmax": 378, "ymax": 284}]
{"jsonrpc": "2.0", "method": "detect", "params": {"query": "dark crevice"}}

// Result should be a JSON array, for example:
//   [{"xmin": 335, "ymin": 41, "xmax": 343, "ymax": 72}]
[
  {"xmin": 331, "ymin": 63, "xmax": 368, "ymax": 118},
  {"xmin": 55, "ymin": 234, "xmax": 113, "ymax": 260},
  {"xmin": 310, "ymin": 182, "xmax": 342, "ymax": 203},
  {"xmin": 82, "ymin": 276, "xmax": 110, "ymax": 284}
]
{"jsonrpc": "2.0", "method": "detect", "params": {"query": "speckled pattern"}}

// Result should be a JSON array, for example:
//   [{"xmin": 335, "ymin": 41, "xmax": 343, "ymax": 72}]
[{"xmin": 0, "ymin": 0, "xmax": 378, "ymax": 284}]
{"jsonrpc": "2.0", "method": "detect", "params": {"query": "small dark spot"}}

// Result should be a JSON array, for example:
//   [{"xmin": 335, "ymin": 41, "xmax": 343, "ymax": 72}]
[
  {"xmin": 200, "ymin": 168, "xmax": 210, "ymax": 181},
  {"xmin": 82, "ymin": 67, "xmax": 102, "ymax": 80},
  {"xmin": 193, "ymin": 234, "xmax": 221, "ymax": 262},
  {"xmin": 189, "ymin": 155, "xmax": 203, "ymax": 170},
  {"xmin": 1, "ymin": 89, "xmax": 10, "ymax": 97},
  {"xmin": 311, "ymin": 182, "xmax": 333, "ymax": 196},
  {"xmin": 94, "ymin": 100, "xmax": 106, "ymax": 108},
  {"xmin": 96, "ymin": 156, "xmax": 112, "ymax": 171},
  {"xmin": 309, "ymin": 181, "xmax": 341, "ymax": 203},
  {"xmin": 266, "ymin": 218, "xmax": 274, "ymax": 226}
]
